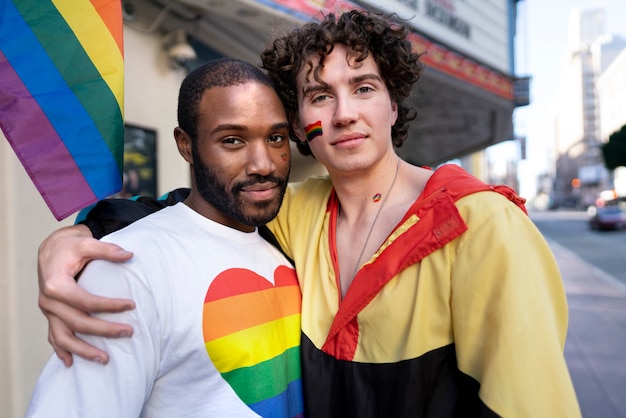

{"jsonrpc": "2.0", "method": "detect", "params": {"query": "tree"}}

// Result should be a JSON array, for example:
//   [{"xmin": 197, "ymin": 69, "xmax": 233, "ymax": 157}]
[{"xmin": 602, "ymin": 124, "xmax": 626, "ymax": 170}]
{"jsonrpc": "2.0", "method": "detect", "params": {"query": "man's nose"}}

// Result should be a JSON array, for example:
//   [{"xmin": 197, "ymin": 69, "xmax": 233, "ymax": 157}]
[
  {"xmin": 246, "ymin": 142, "xmax": 276, "ymax": 176},
  {"xmin": 332, "ymin": 95, "xmax": 358, "ymax": 126}
]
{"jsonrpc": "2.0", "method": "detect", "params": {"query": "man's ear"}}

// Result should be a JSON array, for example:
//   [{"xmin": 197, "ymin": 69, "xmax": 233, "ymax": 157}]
[
  {"xmin": 291, "ymin": 119, "xmax": 307, "ymax": 143},
  {"xmin": 174, "ymin": 127, "xmax": 193, "ymax": 163},
  {"xmin": 391, "ymin": 101, "xmax": 398, "ymax": 125}
]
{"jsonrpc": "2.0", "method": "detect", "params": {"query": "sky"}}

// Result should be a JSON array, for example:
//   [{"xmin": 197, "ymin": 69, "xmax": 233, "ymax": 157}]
[{"xmin": 489, "ymin": 0, "xmax": 626, "ymax": 199}]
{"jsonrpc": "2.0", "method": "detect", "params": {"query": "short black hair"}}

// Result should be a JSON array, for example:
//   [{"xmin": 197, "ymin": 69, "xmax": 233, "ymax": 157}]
[{"xmin": 177, "ymin": 58, "xmax": 276, "ymax": 141}]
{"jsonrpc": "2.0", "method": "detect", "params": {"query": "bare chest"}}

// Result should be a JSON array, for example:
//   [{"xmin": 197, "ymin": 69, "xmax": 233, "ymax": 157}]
[{"xmin": 335, "ymin": 204, "xmax": 407, "ymax": 298}]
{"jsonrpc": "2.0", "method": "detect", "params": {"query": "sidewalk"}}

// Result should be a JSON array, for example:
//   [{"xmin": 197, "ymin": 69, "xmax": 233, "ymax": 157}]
[{"xmin": 548, "ymin": 239, "xmax": 626, "ymax": 418}]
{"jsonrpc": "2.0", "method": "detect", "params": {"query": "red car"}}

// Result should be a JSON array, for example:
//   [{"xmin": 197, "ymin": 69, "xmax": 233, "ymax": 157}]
[{"xmin": 588, "ymin": 205, "xmax": 626, "ymax": 231}]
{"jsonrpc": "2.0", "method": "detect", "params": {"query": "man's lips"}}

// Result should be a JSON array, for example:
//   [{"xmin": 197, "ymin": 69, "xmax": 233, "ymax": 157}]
[
  {"xmin": 239, "ymin": 182, "xmax": 280, "ymax": 201},
  {"xmin": 241, "ymin": 182, "xmax": 277, "ymax": 192},
  {"xmin": 331, "ymin": 132, "xmax": 366, "ymax": 146}
]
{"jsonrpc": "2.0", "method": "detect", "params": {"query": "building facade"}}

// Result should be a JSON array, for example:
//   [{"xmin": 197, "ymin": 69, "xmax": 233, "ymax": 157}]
[
  {"xmin": 551, "ymin": 8, "xmax": 626, "ymax": 208},
  {"xmin": 597, "ymin": 43, "xmax": 626, "ymax": 142}
]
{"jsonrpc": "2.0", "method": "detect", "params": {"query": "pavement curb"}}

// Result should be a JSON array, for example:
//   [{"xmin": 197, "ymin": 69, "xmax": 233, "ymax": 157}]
[
  {"xmin": 546, "ymin": 238, "xmax": 626, "ymax": 296},
  {"xmin": 546, "ymin": 237, "xmax": 626, "ymax": 418}
]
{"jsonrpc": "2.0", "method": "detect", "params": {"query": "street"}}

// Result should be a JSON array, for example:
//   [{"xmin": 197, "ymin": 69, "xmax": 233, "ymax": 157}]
[
  {"xmin": 530, "ymin": 210, "xmax": 626, "ymax": 286},
  {"xmin": 530, "ymin": 209, "xmax": 626, "ymax": 418}
]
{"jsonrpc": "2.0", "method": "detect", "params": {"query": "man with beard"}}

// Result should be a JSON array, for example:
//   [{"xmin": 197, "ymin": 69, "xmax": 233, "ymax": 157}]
[{"xmin": 27, "ymin": 58, "xmax": 304, "ymax": 418}]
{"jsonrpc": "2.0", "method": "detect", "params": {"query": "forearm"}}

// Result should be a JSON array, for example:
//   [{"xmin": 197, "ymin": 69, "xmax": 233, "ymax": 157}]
[{"xmin": 36, "ymin": 187, "xmax": 184, "ymax": 365}]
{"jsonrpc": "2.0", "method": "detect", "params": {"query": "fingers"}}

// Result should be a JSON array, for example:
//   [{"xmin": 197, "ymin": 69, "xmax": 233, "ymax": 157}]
[
  {"xmin": 73, "ymin": 238, "xmax": 134, "ymax": 265},
  {"xmin": 38, "ymin": 223, "xmax": 135, "ymax": 314},
  {"xmin": 38, "ymin": 225, "xmax": 133, "ymax": 280},
  {"xmin": 71, "ymin": 292, "xmax": 136, "ymax": 315},
  {"xmin": 47, "ymin": 315, "xmax": 111, "ymax": 365},
  {"xmin": 39, "ymin": 295, "xmax": 134, "ymax": 339},
  {"xmin": 39, "ymin": 278, "xmax": 135, "ymax": 314},
  {"xmin": 48, "ymin": 324, "xmax": 75, "ymax": 367},
  {"xmin": 37, "ymin": 224, "xmax": 136, "ymax": 364}
]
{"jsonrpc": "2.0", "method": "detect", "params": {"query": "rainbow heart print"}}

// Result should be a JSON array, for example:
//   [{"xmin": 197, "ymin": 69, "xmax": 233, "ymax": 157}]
[{"xmin": 203, "ymin": 265, "xmax": 304, "ymax": 417}]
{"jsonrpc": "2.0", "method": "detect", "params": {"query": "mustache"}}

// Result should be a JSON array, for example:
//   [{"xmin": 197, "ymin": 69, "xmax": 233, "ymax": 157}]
[{"xmin": 233, "ymin": 174, "xmax": 287, "ymax": 191}]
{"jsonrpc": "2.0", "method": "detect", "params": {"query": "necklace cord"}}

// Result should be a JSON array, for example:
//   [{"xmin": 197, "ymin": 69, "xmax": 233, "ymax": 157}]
[{"xmin": 348, "ymin": 157, "xmax": 401, "ymax": 285}]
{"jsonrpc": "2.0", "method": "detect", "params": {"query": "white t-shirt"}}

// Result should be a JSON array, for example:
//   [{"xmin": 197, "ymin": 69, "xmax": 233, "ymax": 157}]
[{"xmin": 27, "ymin": 203, "xmax": 303, "ymax": 418}]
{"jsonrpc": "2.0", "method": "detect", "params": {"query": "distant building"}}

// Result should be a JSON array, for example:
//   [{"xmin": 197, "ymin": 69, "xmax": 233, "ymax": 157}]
[
  {"xmin": 550, "ymin": 8, "xmax": 626, "ymax": 208},
  {"xmin": 597, "ymin": 42, "xmax": 626, "ymax": 142}
]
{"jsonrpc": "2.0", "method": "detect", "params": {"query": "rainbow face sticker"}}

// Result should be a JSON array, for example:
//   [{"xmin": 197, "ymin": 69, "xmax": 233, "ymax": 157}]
[{"xmin": 304, "ymin": 121, "xmax": 322, "ymax": 142}]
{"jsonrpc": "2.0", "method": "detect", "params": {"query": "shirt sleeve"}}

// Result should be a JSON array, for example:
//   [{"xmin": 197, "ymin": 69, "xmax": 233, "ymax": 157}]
[
  {"xmin": 451, "ymin": 193, "xmax": 580, "ymax": 417},
  {"xmin": 26, "ymin": 258, "xmax": 160, "ymax": 418},
  {"xmin": 77, "ymin": 188, "xmax": 190, "ymax": 239}
]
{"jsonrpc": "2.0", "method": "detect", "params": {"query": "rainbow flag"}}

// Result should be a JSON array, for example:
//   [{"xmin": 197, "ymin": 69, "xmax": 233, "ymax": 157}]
[{"xmin": 0, "ymin": 0, "xmax": 124, "ymax": 220}]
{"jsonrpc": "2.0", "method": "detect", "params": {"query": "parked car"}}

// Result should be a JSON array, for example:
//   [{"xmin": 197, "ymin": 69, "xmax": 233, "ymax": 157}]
[{"xmin": 587, "ymin": 205, "xmax": 626, "ymax": 231}]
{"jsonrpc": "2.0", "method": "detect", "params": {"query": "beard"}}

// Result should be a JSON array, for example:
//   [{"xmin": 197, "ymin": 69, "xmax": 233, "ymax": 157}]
[{"xmin": 191, "ymin": 144, "xmax": 288, "ymax": 227}]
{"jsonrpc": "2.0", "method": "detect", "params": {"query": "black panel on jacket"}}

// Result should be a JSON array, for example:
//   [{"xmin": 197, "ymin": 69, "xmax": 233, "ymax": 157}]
[{"xmin": 300, "ymin": 334, "xmax": 497, "ymax": 418}]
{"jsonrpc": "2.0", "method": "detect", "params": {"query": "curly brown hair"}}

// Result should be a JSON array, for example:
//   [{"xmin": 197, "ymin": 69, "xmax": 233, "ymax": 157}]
[{"xmin": 260, "ymin": 9, "xmax": 425, "ymax": 156}]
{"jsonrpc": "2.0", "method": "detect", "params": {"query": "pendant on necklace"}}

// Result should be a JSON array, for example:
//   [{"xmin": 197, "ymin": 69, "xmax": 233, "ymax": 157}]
[{"xmin": 372, "ymin": 193, "xmax": 382, "ymax": 202}]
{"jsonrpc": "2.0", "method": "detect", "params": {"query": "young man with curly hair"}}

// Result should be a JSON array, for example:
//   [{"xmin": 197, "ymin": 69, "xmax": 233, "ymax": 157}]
[{"xmin": 37, "ymin": 10, "xmax": 580, "ymax": 417}]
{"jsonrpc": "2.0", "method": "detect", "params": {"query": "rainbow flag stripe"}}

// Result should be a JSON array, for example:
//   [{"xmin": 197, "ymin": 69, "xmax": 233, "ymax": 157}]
[
  {"xmin": 0, "ymin": 0, "xmax": 124, "ymax": 220},
  {"xmin": 304, "ymin": 120, "xmax": 322, "ymax": 141}
]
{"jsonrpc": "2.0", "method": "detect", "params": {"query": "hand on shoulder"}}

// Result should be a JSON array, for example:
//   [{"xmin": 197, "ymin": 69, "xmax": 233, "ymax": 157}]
[{"xmin": 38, "ymin": 224, "xmax": 136, "ymax": 366}]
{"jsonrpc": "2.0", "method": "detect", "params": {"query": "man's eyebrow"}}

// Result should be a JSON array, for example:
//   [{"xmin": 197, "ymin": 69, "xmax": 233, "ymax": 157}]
[
  {"xmin": 350, "ymin": 73, "xmax": 383, "ymax": 84},
  {"xmin": 271, "ymin": 122, "xmax": 290, "ymax": 131},
  {"xmin": 211, "ymin": 122, "xmax": 290, "ymax": 134},
  {"xmin": 302, "ymin": 73, "xmax": 383, "ymax": 96},
  {"xmin": 211, "ymin": 124, "xmax": 245, "ymax": 134},
  {"xmin": 302, "ymin": 84, "xmax": 326, "ymax": 96}
]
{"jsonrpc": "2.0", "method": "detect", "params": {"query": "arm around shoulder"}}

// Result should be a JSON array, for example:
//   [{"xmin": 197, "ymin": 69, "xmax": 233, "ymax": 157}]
[
  {"xmin": 28, "ymin": 258, "xmax": 158, "ymax": 418},
  {"xmin": 38, "ymin": 224, "xmax": 136, "ymax": 366}
]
